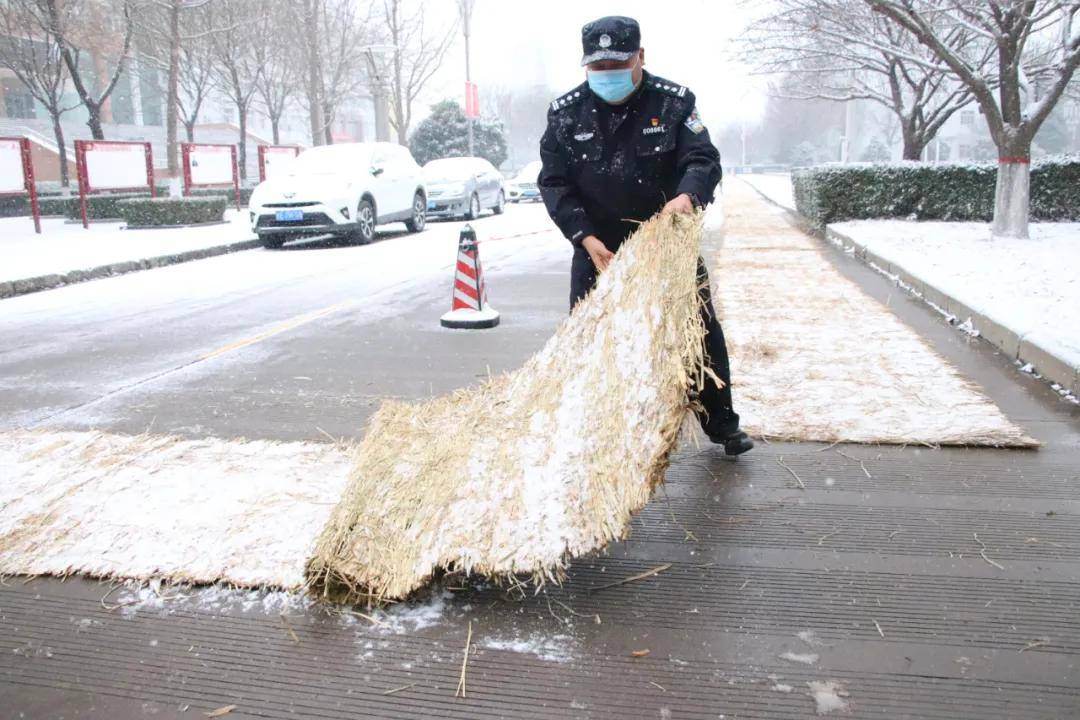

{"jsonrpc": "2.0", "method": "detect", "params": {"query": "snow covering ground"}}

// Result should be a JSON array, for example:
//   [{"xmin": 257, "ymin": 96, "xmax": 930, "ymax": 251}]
[
  {"xmin": 738, "ymin": 173, "xmax": 795, "ymax": 210},
  {"xmin": 0, "ymin": 209, "xmax": 255, "ymax": 283},
  {"xmin": 832, "ymin": 219, "xmax": 1080, "ymax": 385}
]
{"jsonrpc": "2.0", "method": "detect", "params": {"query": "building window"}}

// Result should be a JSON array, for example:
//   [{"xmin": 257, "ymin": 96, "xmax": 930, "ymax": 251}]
[
  {"xmin": 2, "ymin": 78, "xmax": 36, "ymax": 119},
  {"xmin": 961, "ymin": 110, "xmax": 975, "ymax": 127}
]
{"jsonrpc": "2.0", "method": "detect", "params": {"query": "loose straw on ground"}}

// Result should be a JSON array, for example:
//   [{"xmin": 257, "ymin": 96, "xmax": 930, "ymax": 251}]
[{"xmin": 456, "ymin": 621, "xmax": 472, "ymax": 698}]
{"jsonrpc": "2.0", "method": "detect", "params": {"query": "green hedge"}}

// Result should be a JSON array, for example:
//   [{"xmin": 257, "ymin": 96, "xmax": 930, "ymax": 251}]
[
  {"xmin": 792, "ymin": 157, "xmax": 1080, "ymax": 227},
  {"xmin": 2, "ymin": 185, "xmax": 252, "ymax": 220},
  {"xmin": 187, "ymin": 186, "xmax": 255, "ymax": 206},
  {"xmin": 117, "ymin": 196, "xmax": 228, "ymax": 227},
  {"xmin": 0, "ymin": 189, "xmax": 64, "ymax": 218}
]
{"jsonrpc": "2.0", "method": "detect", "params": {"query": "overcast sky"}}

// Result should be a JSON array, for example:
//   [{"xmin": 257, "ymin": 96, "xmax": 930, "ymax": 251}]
[{"xmin": 423, "ymin": 0, "xmax": 769, "ymax": 131}]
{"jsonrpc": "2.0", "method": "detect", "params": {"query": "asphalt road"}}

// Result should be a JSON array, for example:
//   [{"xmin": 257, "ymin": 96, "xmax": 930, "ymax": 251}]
[
  {"xmin": 1, "ymin": 191, "xmax": 1078, "ymax": 719},
  {"xmin": 0, "ymin": 202, "xmax": 568, "ymax": 440}
]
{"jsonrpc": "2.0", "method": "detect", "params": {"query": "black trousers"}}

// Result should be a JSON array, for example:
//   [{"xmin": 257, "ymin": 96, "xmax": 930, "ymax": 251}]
[{"xmin": 570, "ymin": 246, "xmax": 740, "ymax": 437}]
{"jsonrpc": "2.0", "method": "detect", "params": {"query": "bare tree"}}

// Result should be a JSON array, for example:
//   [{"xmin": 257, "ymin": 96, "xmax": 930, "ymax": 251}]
[
  {"xmin": 318, "ymin": 0, "xmax": 374, "ymax": 144},
  {"xmin": 295, "ymin": 0, "xmax": 326, "ymax": 145},
  {"xmin": 46, "ymin": 0, "xmax": 136, "ymax": 139},
  {"xmin": 292, "ymin": 0, "xmax": 371, "ymax": 146},
  {"xmin": 137, "ymin": 0, "xmax": 223, "ymax": 175},
  {"xmin": 207, "ymin": 0, "xmax": 265, "ymax": 180},
  {"xmin": 864, "ymin": 0, "xmax": 1080, "ymax": 238},
  {"xmin": 176, "ymin": 8, "xmax": 217, "ymax": 143},
  {"xmin": 375, "ymin": 0, "xmax": 458, "ymax": 144},
  {"xmin": 254, "ymin": 5, "xmax": 298, "ymax": 145},
  {"xmin": 744, "ymin": 0, "xmax": 988, "ymax": 160},
  {"xmin": 0, "ymin": 0, "xmax": 79, "ymax": 184}
]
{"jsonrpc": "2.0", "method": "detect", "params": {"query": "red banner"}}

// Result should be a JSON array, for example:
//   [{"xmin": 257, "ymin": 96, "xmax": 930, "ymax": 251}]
[{"xmin": 464, "ymin": 81, "xmax": 480, "ymax": 119}]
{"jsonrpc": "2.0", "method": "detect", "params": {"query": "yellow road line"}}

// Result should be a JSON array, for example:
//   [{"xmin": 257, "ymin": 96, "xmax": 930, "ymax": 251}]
[{"xmin": 198, "ymin": 300, "xmax": 356, "ymax": 361}]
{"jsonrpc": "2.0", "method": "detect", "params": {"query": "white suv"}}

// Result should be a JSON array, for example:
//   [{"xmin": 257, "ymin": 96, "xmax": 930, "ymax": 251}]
[{"xmin": 249, "ymin": 142, "xmax": 427, "ymax": 248}]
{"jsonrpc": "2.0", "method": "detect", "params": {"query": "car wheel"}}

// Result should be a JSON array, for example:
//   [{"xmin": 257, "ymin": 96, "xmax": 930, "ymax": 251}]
[
  {"xmin": 465, "ymin": 193, "xmax": 480, "ymax": 220},
  {"xmin": 405, "ymin": 192, "xmax": 426, "ymax": 233},
  {"xmin": 260, "ymin": 234, "xmax": 286, "ymax": 249},
  {"xmin": 492, "ymin": 190, "xmax": 505, "ymax": 215},
  {"xmin": 351, "ymin": 199, "xmax": 375, "ymax": 244}
]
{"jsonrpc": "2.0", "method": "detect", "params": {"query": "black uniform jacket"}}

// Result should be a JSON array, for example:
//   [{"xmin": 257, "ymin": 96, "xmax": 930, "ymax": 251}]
[{"xmin": 538, "ymin": 70, "xmax": 722, "ymax": 250}]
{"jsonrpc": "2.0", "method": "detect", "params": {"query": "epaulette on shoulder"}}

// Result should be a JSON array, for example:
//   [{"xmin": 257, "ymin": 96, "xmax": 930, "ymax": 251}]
[
  {"xmin": 645, "ymin": 76, "xmax": 691, "ymax": 100},
  {"xmin": 550, "ymin": 86, "xmax": 587, "ymax": 112}
]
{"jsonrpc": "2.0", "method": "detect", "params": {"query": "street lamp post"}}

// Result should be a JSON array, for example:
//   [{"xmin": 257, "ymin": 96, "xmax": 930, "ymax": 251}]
[
  {"xmin": 460, "ymin": 0, "xmax": 476, "ymax": 156},
  {"xmin": 361, "ymin": 44, "xmax": 398, "ymax": 143}
]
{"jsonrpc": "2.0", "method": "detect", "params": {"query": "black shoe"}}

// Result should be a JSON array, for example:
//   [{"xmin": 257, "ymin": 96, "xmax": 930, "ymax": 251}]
[{"xmin": 709, "ymin": 429, "xmax": 754, "ymax": 456}]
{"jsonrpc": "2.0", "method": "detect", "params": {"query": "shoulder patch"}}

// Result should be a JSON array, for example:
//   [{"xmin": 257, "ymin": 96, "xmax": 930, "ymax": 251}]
[
  {"xmin": 550, "ymin": 87, "xmax": 587, "ymax": 112},
  {"xmin": 685, "ymin": 107, "xmax": 705, "ymax": 134},
  {"xmin": 645, "ymin": 77, "xmax": 689, "ymax": 99}
]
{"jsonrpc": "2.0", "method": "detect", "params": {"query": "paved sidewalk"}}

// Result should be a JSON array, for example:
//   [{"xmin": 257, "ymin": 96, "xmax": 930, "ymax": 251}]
[
  {"xmin": 0, "ymin": 211, "xmax": 259, "ymax": 299},
  {"xmin": 1, "ymin": 188, "xmax": 1078, "ymax": 719}
]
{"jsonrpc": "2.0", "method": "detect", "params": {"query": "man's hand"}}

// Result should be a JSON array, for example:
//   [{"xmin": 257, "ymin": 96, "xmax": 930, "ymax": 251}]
[
  {"xmin": 662, "ymin": 193, "xmax": 695, "ymax": 215},
  {"xmin": 582, "ymin": 235, "xmax": 615, "ymax": 272}
]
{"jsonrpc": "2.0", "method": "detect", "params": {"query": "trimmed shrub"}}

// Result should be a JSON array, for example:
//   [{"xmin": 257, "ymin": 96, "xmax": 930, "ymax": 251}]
[
  {"xmin": 792, "ymin": 157, "xmax": 1080, "ymax": 227},
  {"xmin": 38, "ymin": 196, "xmax": 76, "ymax": 217},
  {"xmin": 63, "ymin": 193, "xmax": 149, "ymax": 221},
  {"xmin": 0, "ymin": 188, "xmax": 65, "ymax": 218},
  {"xmin": 116, "ymin": 196, "xmax": 228, "ymax": 227},
  {"xmin": 1, "ymin": 184, "xmax": 251, "ymax": 219},
  {"xmin": 187, "ymin": 186, "xmax": 255, "ymax": 206}
]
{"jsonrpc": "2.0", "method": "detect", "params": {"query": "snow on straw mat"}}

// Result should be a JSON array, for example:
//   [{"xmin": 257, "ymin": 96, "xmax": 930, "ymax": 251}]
[
  {"xmin": 0, "ymin": 430, "xmax": 352, "ymax": 588},
  {"xmin": 719, "ymin": 181, "xmax": 1038, "ymax": 448},
  {"xmin": 306, "ymin": 211, "xmax": 708, "ymax": 603}
]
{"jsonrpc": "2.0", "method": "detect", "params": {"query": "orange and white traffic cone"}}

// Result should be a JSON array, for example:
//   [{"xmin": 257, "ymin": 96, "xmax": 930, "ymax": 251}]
[{"xmin": 440, "ymin": 224, "xmax": 500, "ymax": 329}]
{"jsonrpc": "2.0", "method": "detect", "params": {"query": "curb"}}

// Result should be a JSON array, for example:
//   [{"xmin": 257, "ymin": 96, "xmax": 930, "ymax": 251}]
[
  {"xmin": 739, "ymin": 179, "xmax": 1079, "ymax": 397},
  {"xmin": 826, "ymin": 226, "xmax": 1079, "ymax": 396},
  {"xmin": 0, "ymin": 238, "xmax": 263, "ymax": 301}
]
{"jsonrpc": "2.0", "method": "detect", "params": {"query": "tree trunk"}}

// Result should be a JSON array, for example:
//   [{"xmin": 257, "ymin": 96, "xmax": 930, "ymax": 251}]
[
  {"xmin": 302, "ymin": 0, "xmax": 324, "ymax": 146},
  {"xmin": 237, "ymin": 107, "xmax": 247, "ymax": 182},
  {"xmin": 323, "ymin": 99, "xmax": 333, "ymax": 144},
  {"xmin": 165, "ymin": 0, "xmax": 181, "ymax": 177},
  {"xmin": 992, "ymin": 154, "xmax": 1031, "ymax": 238},
  {"xmin": 901, "ymin": 136, "xmax": 925, "ymax": 161},
  {"xmin": 185, "ymin": 120, "xmax": 195, "ymax": 142},
  {"xmin": 86, "ymin": 104, "xmax": 105, "ymax": 140},
  {"xmin": 271, "ymin": 117, "xmax": 280, "ymax": 145},
  {"xmin": 51, "ymin": 114, "xmax": 69, "ymax": 186}
]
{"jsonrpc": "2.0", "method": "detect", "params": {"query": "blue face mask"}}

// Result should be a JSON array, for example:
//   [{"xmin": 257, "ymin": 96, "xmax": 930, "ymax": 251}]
[{"xmin": 587, "ymin": 68, "xmax": 637, "ymax": 104}]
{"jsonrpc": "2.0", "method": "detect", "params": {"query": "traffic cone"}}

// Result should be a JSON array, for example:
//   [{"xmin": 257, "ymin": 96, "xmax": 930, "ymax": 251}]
[{"xmin": 440, "ymin": 224, "xmax": 500, "ymax": 329}]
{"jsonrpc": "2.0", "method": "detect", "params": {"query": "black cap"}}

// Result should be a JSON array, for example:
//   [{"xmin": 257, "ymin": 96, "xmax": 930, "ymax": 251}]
[{"xmin": 580, "ymin": 16, "xmax": 640, "ymax": 67}]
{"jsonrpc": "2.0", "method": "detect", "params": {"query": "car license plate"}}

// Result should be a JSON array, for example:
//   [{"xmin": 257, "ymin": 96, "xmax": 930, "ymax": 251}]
[
  {"xmin": 427, "ymin": 200, "xmax": 437, "ymax": 210},
  {"xmin": 275, "ymin": 209, "xmax": 304, "ymax": 222}
]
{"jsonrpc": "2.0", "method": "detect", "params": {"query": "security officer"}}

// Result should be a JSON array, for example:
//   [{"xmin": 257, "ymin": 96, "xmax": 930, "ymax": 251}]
[{"xmin": 538, "ymin": 15, "xmax": 752, "ymax": 456}]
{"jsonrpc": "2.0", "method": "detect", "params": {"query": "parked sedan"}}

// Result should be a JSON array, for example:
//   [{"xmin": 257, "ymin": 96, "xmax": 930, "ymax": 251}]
[
  {"xmin": 248, "ymin": 142, "xmax": 427, "ymax": 249},
  {"xmin": 422, "ymin": 157, "xmax": 505, "ymax": 220},
  {"xmin": 507, "ymin": 160, "xmax": 543, "ymax": 203}
]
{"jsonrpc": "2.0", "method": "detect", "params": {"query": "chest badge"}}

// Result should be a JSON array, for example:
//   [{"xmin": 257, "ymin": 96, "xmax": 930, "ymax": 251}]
[
  {"xmin": 574, "ymin": 131, "xmax": 595, "ymax": 141},
  {"xmin": 642, "ymin": 123, "xmax": 666, "ymax": 135},
  {"xmin": 651, "ymin": 117, "xmax": 659, "ymax": 126}
]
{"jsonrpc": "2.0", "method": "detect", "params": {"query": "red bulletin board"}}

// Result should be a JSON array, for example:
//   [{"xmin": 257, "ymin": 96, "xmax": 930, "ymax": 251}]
[
  {"xmin": 258, "ymin": 144, "xmax": 301, "ymax": 182},
  {"xmin": 182, "ymin": 142, "xmax": 240, "ymax": 210},
  {"xmin": 0, "ymin": 136, "xmax": 41, "ymax": 234},
  {"xmin": 74, "ymin": 140, "xmax": 155, "ymax": 229}
]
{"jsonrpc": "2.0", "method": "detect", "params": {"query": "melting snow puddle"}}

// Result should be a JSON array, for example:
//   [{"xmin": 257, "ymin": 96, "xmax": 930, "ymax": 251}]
[
  {"xmin": 808, "ymin": 680, "xmax": 850, "ymax": 714},
  {"xmin": 112, "ymin": 580, "xmax": 314, "ymax": 618},
  {"xmin": 369, "ymin": 590, "xmax": 453, "ymax": 634},
  {"xmin": 779, "ymin": 651, "xmax": 820, "ymax": 665},
  {"xmin": 478, "ymin": 632, "xmax": 576, "ymax": 663}
]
